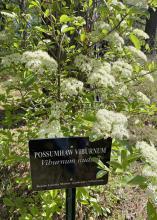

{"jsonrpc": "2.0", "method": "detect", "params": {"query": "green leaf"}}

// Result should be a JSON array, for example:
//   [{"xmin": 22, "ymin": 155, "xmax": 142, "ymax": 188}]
[
  {"xmin": 1, "ymin": 11, "xmax": 17, "ymax": 18},
  {"xmin": 90, "ymin": 201, "xmax": 103, "ymax": 214},
  {"xmin": 110, "ymin": 161, "xmax": 122, "ymax": 169},
  {"xmin": 23, "ymin": 74, "xmax": 36, "ymax": 88},
  {"xmin": 44, "ymin": 9, "xmax": 50, "ymax": 18},
  {"xmin": 35, "ymin": 26, "xmax": 50, "ymax": 34},
  {"xmin": 81, "ymin": 199, "xmax": 89, "ymax": 205},
  {"xmin": 147, "ymin": 200, "xmax": 157, "ymax": 220},
  {"xmin": 83, "ymin": 112, "xmax": 96, "ymax": 122},
  {"xmin": 128, "ymin": 175, "xmax": 147, "ymax": 188},
  {"xmin": 29, "ymin": 0, "xmax": 40, "ymax": 8},
  {"xmin": 60, "ymin": 15, "xmax": 71, "ymax": 23},
  {"xmin": 96, "ymin": 170, "xmax": 107, "ymax": 179},
  {"xmin": 89, "ymin": 0, "xmax": 93, "ymax": 7},
  {"xmin": 80, "ymin": 33, "xmax": 86, "ymax": 42},
  {"xmin": 3, "ymin": 198, "xmax": 14, "ymax": 207},
  {"xmin": 127, "ymin": 154, "xmax": 140, "ymax": 163},
  {"xmin": 30, "ymin": 206, "xmax": 39, "ymax": 216},
  {"xmin": 62, "ymin": 26, "xmax": 75, "ymax": 33},
  {"xmin": 92, "ymin": 158, "xmax": 110, "ymax": 176},
  {"xmin": 128, "ymin": 7, "xmax": 149, "ymax": 18},
  {"xmin": 91, "ymin": 157, "xmax": 106, "ymax": 169},
  {"xmin": 130, "ymin": 33, "xmax": 141, "ymax": 49}
]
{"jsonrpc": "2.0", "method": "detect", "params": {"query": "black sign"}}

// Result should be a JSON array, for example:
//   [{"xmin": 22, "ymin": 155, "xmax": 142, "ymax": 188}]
[{"xmin": 29, "ymin": 137, "xmax": 112, "ymax": 191}]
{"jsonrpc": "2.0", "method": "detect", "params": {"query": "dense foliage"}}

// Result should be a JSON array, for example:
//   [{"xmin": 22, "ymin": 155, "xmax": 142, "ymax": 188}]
[{"xmin": 0, "ymin": 0, "xmax": 157, "ymax": 219}]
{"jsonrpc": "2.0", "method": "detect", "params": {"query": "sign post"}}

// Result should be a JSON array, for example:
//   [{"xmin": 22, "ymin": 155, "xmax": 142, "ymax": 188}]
[
  {"xmin": 28, "ymin": 137, "xmax": 112, "ymax": 219},
  {"xmin": 66, "ymin": 188, "xmax": 76, "ymax": 220}
]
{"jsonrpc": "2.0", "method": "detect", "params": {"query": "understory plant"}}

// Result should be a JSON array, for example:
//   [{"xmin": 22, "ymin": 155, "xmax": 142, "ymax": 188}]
[{"xmin": 1, "ymin": 0, "xmax": 157, "ymax": 219}]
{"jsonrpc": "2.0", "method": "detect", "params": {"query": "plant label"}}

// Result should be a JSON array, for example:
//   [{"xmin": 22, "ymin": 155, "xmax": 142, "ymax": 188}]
[{"xmin": 29, "ymin": 137, "xmax": 112, "ymax": 191}]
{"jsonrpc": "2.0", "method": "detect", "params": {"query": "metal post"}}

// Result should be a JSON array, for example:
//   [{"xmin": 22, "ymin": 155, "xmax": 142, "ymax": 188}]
[{"xmin": 66, "ymin": 188, "xmax": 76, "ymax": 220}]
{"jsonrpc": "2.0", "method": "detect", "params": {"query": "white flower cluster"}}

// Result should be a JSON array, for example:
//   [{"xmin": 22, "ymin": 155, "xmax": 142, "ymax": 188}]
[
  {"xmin": 144, "ymin": 74, "xmax": 154, "ymax": 83},
  {"xmin": 22, "ymin": 50, "xmax": 58, "ymax": 73},
  {"xmin": 116, "ymin": 14, "xmax": 122, "ymax": 22},
  {"xmin": 127, "ymin": 46, "xmax": 147, "ymax": 62},
  {"xmin": 93, "ymin": 21, "xmax": 124, "ymax": 48},
  {"xmin": 111, "ymin": 0, "xmax": 126, "ymax": 9},
  {"xmin": 93, "ymin": 109, "xmax": 129, "ymax": 140},
  {"xmin": 1, "ymin": 50, "xmax": 58, "ymax": 74},
  {"xmin": 142, "ymin": 165, "xmax": 157, "ymax": 178},
  {"xmin": 96, "ymin": 21, "xmax": 111, "ymax": 31},
  {"xmin": 125, "ymin": 0, "xmax": 148, "ymax": 8},
  {"xmin": 146, "ymin": 184, "xmax": 157, "ymax": 205},
  {"xmin": 38, "ymin": 120, "xmax": 63, "ymax": 138},
  {"xmin": 1, "ymin": 53, "xmax": 22, "ymax": 67},
  {"xmin": 120, "ymin": 20, "xmax": 128, "ymax": 29},
  {"xmin": 75, "ymin": 55, "xmax": 115, "ymax": 88},
  {"xmin": 139, "ymin": 70, "xmax": 154, "ymax": 83},
  {"xmin": 74, "ymin": 54, "xmax": 93, "ymax": 73},
  {"xmin": 88, "ymin": 63, "xmax": 115, "ymax": 88},
  {"xmin": 112, "ymin": 60, "xmax": 133, "ymax": 78},
  {"xmin": 136, "ymin": 141, "xmax": 157, "ymax": 169},
  {"xmin": 137, "ymin": 91, "xmax": 150, "ymax": 104},
  {"xmin": 117, "ymin": 84, "xmax": 129, "ymax": 96},
  {"xmin": 106, "ymin": 32, "xmax": 124, "ymax": 48},
  {"xmin": 102, "ymin": 61, "xmax": 112, "ymax": 73},
  {"xmin": 133, "ymin": 29, "xmax": 149, "ymax": 40},
  {"xmin": 136, "ymin": 141, "xmax": 157, "ymax": 204},
  {"xmin": 61, "ymin": 78, "xmax": 84, "ymax": 96}
]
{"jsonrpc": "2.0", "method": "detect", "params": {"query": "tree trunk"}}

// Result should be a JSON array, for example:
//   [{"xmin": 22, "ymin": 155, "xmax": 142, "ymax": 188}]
[
  {"xmin": 19, "ymin": 0, "xmax": 27, "ymax": 48},
  {"xmin": 0, "ymin": 2, "xmax": 6, "ymax": 31},
  {"xmin": 145, "ymin": 7, "xmax": 157, "ymax": 54}
]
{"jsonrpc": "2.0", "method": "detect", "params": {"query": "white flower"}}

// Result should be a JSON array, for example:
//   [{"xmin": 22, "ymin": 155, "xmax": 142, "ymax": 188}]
[
  {"xmin": 120, "ymin": 20, "xmax": 127, "ymax": 29},
  {"xmin": 134, "ymin": 119, "xmax": 140, "ymax": 125},
  {"xmin": 75, "ymin": 56, "xmax": 115, "ymax": 88},
  {"xmin": 93, "ymin": 109, "xmax": 129, "ymax": 140},
  {"xmin": 1, "ymin": 53, "xmax": 22, "ymax": 67},
  {"xmin": 139, "ymin": 70, "xmax": 154, "ymax": 83},
  {"xmin": 146, "ymin": 184, "xmax": 157, "ymax": 204},
  {"xmin": 125, "ymin": 0, "xmax": 148, "ymax": 8},
  {"xmin": 144, "ymin": 74, "xmax": 154, "ymax": 83},
  {"xmin": 136, "ymin": 141, "xmax": 157, "ymax": 169},
  {"xmin": 106, "ymin": 32, "xmax": 124, "ymax": 47},
  {"xmin": 137, "ymin": 91, "xmax": 150, "ymax": 104},
  {"xmin": 38, "ymin": 120, "xmax": 63, "ymax": 138},
  {"xmin": 118, "ymin": 84, "xmax": 129, "ymax": 96},
  {"xmin": 112, "ymin": 60, "xmax": 133, "ymax": 78},
  {"xmin": 74, "ymin": 55, "xmax": 93, "ymax": 72},
  {"xmin": 22, "ymin": 50, "xmax": 58, "ymax": 73},
  {"xmin": 88, "ymin": 66, "xmax": 115, "ymax": 88},
  {"xmin": 96, "ymin": 22, "xmax": 111, "ymax": 31},
  {"xmin": 112, "ymin": 1, "xmax": 126, "ymax": 9},
  {"xmin": 1, "ymin": 50, "xmax": 58, "ymax": 74},
  {"xmin": 61, "ymin": 78, "xmax": 84, "ymax": 96},
  {"xmin": 102, "ymin": 61, "xmax": 112, "ymax": 73},
  {"xmin": 116, "ymin": 14, "xmax": 122, "ymax": 21},
  {"xmin": 136, "ymin": 141, "xmax": 157, "ymax": 204},
  {"xmin": 127, "ymin": 46, "xmax": 147, "ymax": 62},
  {"xmin": 111, "ymin": 125, "xmax": 129, "ymax": 140},
  {"xmin": 133, "ymin": 29, "xmax": 149, "ymax": 39},
  {"xmin": 25, "ymin": 60, "xmax": 42, "ymax": 72},
  {"xmin": 142, "ymin": 165, "xmax": 157, "ymax": 178}
]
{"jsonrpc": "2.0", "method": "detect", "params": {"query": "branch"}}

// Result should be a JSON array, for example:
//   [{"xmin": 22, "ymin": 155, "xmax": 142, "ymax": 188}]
[
  {"xmin": 106, "ymin": 14, "xmax": 128, "ymax": 36},
  {"xmin": 124, "ymin": 70, "xmax": 155, "ymax": 84}
]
